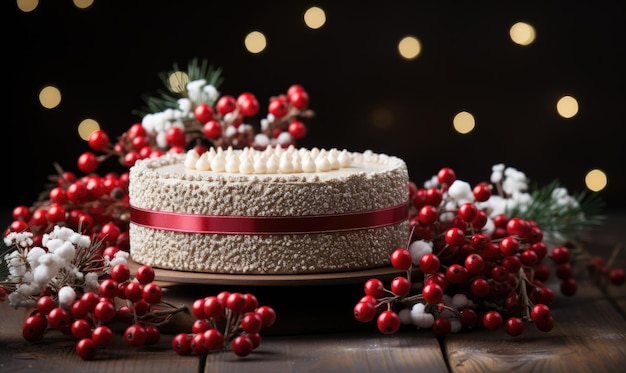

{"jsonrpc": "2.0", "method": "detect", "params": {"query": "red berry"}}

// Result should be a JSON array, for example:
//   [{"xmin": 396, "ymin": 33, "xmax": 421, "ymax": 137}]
[
  {"xmin": 437, "ymin": 167, "xmax": 456, "ymax": 185},
  {"xmin": 203, "ymin": 296, "xmax": 225, "ymax": 320},
  {"xmin": 445, "ymin": 264, "xmax": 469, "ymax": 284},
  {"xmin": 124, "ymin": 324, "xmax": 148, "ymax": 346},
  {"xmin": 216, "ymin": 95, "xmax": 237, "ymax": 115},
  {"xmin": 92, "ymin": 325, "xmax": 115, "ymax": 346},
  {"xmin": 71, "ymin": 319, "xmax": 93, "ymax": 340},
  {"xmin": 88, "ymin": 129, "xmax": 110, "ymax": 151},
  {"xmin": 390, "ymin": 276, "xmax": 411, "ymax": 297},
  {"xmin": 142, "ymin": 282, "xmax": 163, "ymax": 304},
  {"xmin": 464, "ymin": 253, "xmax": 485, "ymax": 275},
  {"xmin": 422, "ymin": 283, "xmax": 444, "ymax": 304},
  {"xmin": 47, "ymin": 307, "xmax": 71, "ymax": 330},
  {"xmin": 144, "ymin": 325, "xmax": 161, "ymax": 345},
  {"xmin": 470, "ymin": 277, "xmax": 490, "ymax": 298},
  {"xmin": 444, "ymin": 227, "xmax": 466, "ymax": 247},
  {"xmin": 135, "ymin": 265, "xmax": 155, "ymax": 284},
  {"xmin": 364, "ymin": 278, "xmax": 385, "ymax": 298},
  {"xmin": 460, "ymin": 308, "xmax": 478, "ymax": 329},
  {"xmin": 505, "ymin": 317, "xmax": 524, "ymax": 336},
  {"xmin": 190, "ymin": 333, "xmax": 207, "ymax": 354},
  {"xmin": 236, "ymin": 92, "xmax": 260, "ymax": 117},
  {"xmin": 231, "ymin": 335, "xmax": 254, "ymax": 357},
  {"xmin": 194, "ymin": 103, "xmax": 214, "ymax": 123},
  {"xmin": 46, "ymin": 203, "xmax": 66, "ymax": 223},
  {"xmin": 22, "ymin": 314, "xmax": 47, "ymax": 342},
  {"xmin": 419, "ymin": 253, "xmax": 441, "ymax": 274},
  {"xmin": 203, "ymin": 120, "xmax": 222, "ymax": 139},
  {"xmin": 520, "ymin": 249, "xmax": 539, "ymax": 267},
  {"xmin": 609, "ymin": 268, "xmax": 626, "ymax": 285},
  {"xmin": 506, "ymin": 217, "xmax": 531, "ymax": 239},
  {"xmin": 240, "ymin": 312, "xmax": 263, "ymax": 333},
  {"xmin": 353, "ymin": 301, "xmax": 377, "ymax": 323},
  {"xmin": 165, "ymin": 126, "xmax": 186, "ymax": 148},
  {"xmin": 77, "ymin": 152, "xmax": 99, "ymax": 173},
  {"xmin": 37, "ymin": 295, "xmax": 57, "ymax": 316},
  {"xmin": 432, "ymin": 317, "xmax": 451, "ymax": 336},
  {"xmin": 255, "ymin": 305, "xmax": 277, "ymax": 328},
  {"xmin": 376, "ymin": 310, "xmax": 401, "ymax": 334},
  {"xmin": 499, "ymin": 236, "xmax": 520, "ymax": 256},
  {"xmin": 390, "ymin": 248, "xmax": 412, "ymax": 270},
  {"xmin": 202, "ymin": 328, "xmax": 225, "ymax": 351},
  {"xmin": 12, "ymin": 205, "xmax": 31, "ymax": 221},
  {"xmin": 98, "ymin": 278, "xmax": 119, "ymax": 299},
  {"xmin": 110, "ymin": 263, "xmax": 131, "ymax": 283},
  {"xmin": 287, "ymin": 88, "xmax": 309, "ymax": 110},
  {"xmin": 472, "ymin": 182, "xmax": 492, "ymax": 202},
  {"xmin": 482, "ymin": 311, "xmax": 503, "ymax": 331},
  {"xmin": 172, "ymin": 333, "xmax": 192, "ymax": 355},
  {"xmin": 457, "ymin": 202, "xmax": 477, "ymax": 223},
  {"xmin": 124, "ymin": 282, "xmax": 143, "ymax": 302},
  {"xmin": 226, "ymin": 292, "xmax": 247, "ymax": 314},
  {"xmin": 530, "ymin": 304, "xmax": 551, "ymax": 323},
  {"xmin": 93, "ymin": 300, "xmax": 117, "ymax": 322},
  {"xmin": 550, "ymin": 245, "xmax": 571, "ymax": 264},
  {"xmin": 418, "ymin": 205, "xmax": 439, "ymax": 225},
  {"xmin": 288, "ymin": 119, "xmax": 307, "ymax": 139},
  {"xmin": 76, "ymin": 338, "xmax": 97, "ymax": 360},
  {"xmin": 268, "ymin": 97, "xmax": 289, "ymax": 118}
]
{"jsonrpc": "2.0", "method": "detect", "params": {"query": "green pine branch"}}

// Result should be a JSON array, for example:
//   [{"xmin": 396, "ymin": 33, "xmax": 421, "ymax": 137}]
[
  {"xmin": 506, "ymin": 180, "xmax": 605, "ymax": 244},
  {"xmin": 133, "ymin": 58, "xmax": 224, "ymax": 118}
]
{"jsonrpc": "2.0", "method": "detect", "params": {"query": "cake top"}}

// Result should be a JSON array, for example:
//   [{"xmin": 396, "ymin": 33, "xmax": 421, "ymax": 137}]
[
  {"xmin": 184, "ymin": 145, "xmax": 353, "ymax": 174},
  {"xmin": 131, "ymin": 146, "xmax": 407, "ymax": 184}
]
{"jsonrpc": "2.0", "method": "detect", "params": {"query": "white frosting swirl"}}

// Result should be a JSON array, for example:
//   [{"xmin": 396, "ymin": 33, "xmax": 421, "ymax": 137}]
[{"xmin": 185, "ymin": 146, "xmax": 353, "ymax": 174}]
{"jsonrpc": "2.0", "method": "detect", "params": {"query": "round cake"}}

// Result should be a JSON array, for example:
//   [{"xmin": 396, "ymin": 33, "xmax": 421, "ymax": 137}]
[{"xmin": 128, "ymin": 146, "xmax": 410, "ymax": 274}]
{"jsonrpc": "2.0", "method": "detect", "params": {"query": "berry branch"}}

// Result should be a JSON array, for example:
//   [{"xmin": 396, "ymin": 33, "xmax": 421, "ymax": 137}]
[{"xmin": 354, "ymin": 165, "xmax": 624, "ymax": 337}]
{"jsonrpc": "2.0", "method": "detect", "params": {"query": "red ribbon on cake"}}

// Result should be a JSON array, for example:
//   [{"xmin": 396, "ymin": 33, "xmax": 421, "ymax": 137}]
[{"xmin": 129, "ymin": 203, "xmax": 409, "ymax": 235}]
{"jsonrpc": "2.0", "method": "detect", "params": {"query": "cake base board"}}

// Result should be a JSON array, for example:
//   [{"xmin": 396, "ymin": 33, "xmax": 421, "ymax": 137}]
[{"xmin": 126, "ymin": 259, "xmax": 409, "ymax": 286}]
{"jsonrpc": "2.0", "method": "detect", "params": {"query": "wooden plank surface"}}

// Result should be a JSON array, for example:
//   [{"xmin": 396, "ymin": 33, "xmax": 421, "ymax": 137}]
[
  {"xmin": 444, "ymin": 282, "xmax": 626, "ymax": 373},
  {"xmin": 444, "ymin": 212, "xmax": 626, "ymax": 373},
  {"xmin": 1, "ymin": 212, "xmax": 625, "ymax": 372}
]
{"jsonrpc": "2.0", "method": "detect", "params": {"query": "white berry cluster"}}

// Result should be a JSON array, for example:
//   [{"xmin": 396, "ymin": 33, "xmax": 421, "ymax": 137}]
[{"xmin": 2, "ymin": 225, "xmax": 128, "ymax": 309}]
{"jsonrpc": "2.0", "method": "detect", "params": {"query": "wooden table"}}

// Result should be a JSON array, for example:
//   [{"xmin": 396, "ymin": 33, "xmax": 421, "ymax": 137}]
[{"xmin": 1, "ymin": 212, "xmax": 626, "ymax": 373}]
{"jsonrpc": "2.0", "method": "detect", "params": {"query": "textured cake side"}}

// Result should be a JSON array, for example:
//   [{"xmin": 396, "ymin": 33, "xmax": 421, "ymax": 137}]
[{"xmin": 128, "ymin": 151, "xmax": 410, "ymax": 274}]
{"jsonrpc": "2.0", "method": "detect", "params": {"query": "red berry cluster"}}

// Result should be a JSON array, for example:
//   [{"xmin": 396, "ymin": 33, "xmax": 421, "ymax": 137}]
[
  {"xmin": 22, "ymin": 264, "xmax": 185, "ymax": 360},
  {"xmin": 354, "ymin": 167, "xmax": 624, "ymax": 337},
  {"xmin": 172, "ymin": 292, "xmax": 276, "ymax": 358},
  {"xmin": 76, "ymin": 84, "xmax": 313, "ymax": 175},
  {"xmin": 7, "ymin": 170, "xmax": 131, "ymax": 253}
]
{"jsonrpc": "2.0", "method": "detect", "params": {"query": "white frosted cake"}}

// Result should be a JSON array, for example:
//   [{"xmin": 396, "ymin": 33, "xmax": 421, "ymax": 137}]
[{"xmin": 128, "ymin": 146, "xmax": 410, "ymax": 274}]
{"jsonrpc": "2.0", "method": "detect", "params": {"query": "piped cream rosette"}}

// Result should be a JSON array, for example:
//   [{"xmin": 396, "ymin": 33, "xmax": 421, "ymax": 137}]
[{"xmin": 184, "ymin": 145, "xmax": 353, "ymax": 174}]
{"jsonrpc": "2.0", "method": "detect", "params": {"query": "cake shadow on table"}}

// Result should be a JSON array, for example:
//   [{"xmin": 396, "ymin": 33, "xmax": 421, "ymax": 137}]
[{"xmin": 156, "ymin": 280, "xmax": 379, "ymax": 336}]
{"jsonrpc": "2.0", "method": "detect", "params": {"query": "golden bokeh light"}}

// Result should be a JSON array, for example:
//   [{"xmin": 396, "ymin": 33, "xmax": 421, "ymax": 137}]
[
  {"xmin": 556, "ymin": 95, "xmax": 579, "ymax": 118},
  {"xmin": 168, "ymin": 71, "xmax": 190, "ymax": 93},
  {"xmin": 78, "ymin": 119, "xmax": 101, "ymax": 141},
  {"xmin": 304, "ymin": 6, "xmax": 326, "ymax": 29},
  {"xmin": 39, "ymin": 86, "xmax": 62, "ymax": 109},
  {"xmin": 244, "ymin": 31, "xmax": 267, "ymax": 54},
  {"xmin": 453, "ymin": 111, "xmax": 476, "ymax": 134},
  {"xmin": 398, "ymin": 36, "xmax": 422, "ymax": 60},
  {"xmin": 73, "ymin": 0, "xmax": 94, "ymax": 9},
  {"xmin": 585, "ymin": 169, "xmax": 608, "ymax": 192},
  {"xmin": 16, "ymin": 0, "xmax": 38, "ymax": 12},
  {"xmin": 510, "ymin": 22, "xmax": 536, "ymax": 46},
  {"xmin": 370, "ymin": 107, "xmax": 394, "ymax": 130}
]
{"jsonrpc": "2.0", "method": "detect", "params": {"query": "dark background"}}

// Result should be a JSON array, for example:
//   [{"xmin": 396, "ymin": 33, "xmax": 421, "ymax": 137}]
[{"xmin": 5, "ymin": 0, "xmax": 626, "ymax": 213}]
